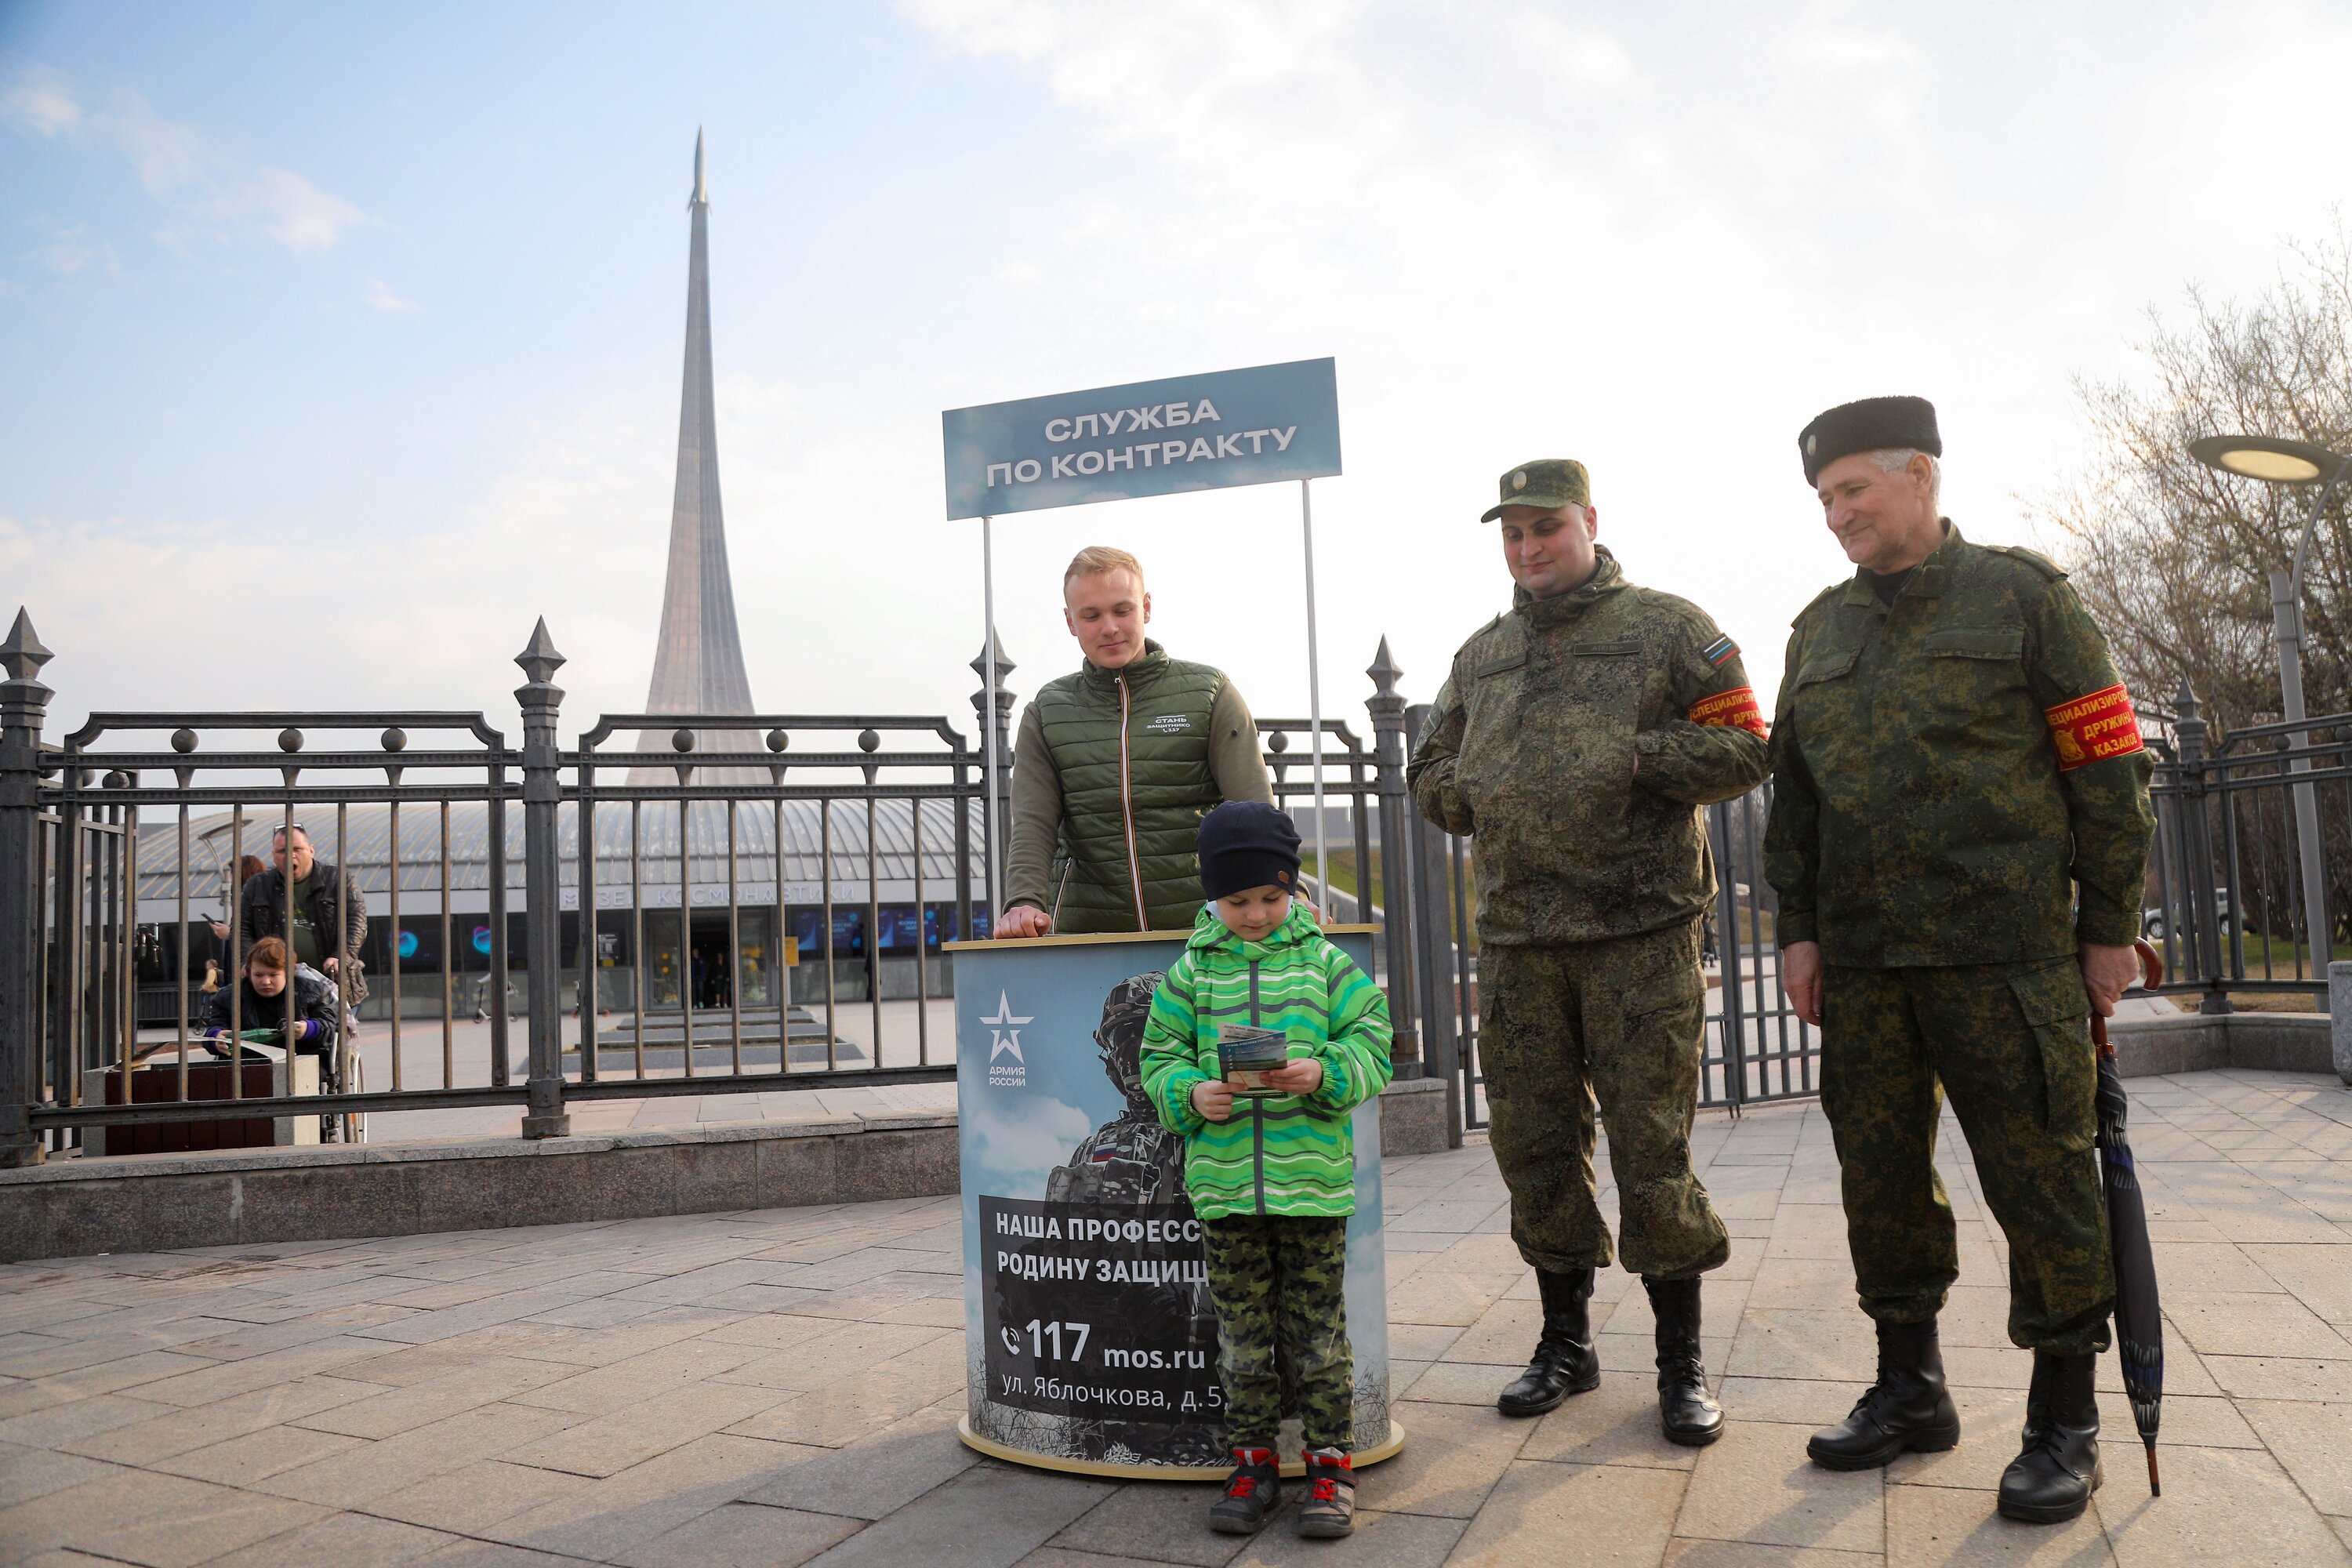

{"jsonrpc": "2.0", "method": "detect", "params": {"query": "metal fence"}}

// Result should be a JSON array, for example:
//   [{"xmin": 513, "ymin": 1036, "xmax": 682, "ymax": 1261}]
[
  {"xmin": 8, "ymin": 594, "xmax": 2328, "ymax": 1168},
  {"xmin": 2143, "ymin": 682, "xmax": 2352, "ymax": 1009},
  {"xmin": 1395, "ymin": 772, "xmax": 1817, "ymax": 1133},
  {"xmin": 1395, "ymin": 682, "xmax": 2352, "ymax": 1136},
  {"xmin": 0, "ymin": 613, "xmax": 1428, "ymax": 1164}
]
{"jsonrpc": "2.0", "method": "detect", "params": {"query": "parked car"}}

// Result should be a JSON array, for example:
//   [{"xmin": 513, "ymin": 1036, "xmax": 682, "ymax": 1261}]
[{"xmin": 2143, "ymin": 890, "xmax": 2240, "ymax": 941}]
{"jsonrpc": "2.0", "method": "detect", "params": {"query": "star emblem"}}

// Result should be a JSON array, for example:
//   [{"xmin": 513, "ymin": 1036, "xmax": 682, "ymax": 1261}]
[{"xmin": 982, "ymin": 992, "xmax": 1033, "ymax": 1064}]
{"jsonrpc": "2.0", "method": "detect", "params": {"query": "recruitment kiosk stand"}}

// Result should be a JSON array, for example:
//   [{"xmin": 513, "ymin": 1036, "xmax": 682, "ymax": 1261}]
[
  {"xmin": 946, "ymin": 927, "xmax": 1402, "ymax": 1478},
  {"xmin": 939, "ymin": 360, "xmax": 1401, "ymax": 1477}
]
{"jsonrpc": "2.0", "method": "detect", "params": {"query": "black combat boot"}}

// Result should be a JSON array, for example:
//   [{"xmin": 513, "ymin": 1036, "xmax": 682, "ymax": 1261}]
[
  {"xmin": 1806, "ymin": 1317, "xmax": 1962, "ymax": 1470},
  {"xmin": 1644, "ymin": 1276, "xmax": 1723, "ymax": 1446},
  {"xmin": 1998, "ymin": 1351, "xmax": 2101, "ymax": 1524},
  {"xmin": 1208, "ymin": 1447, "xmax": 1280, "ymax": 1534},
  {"xmin": 1497, "ymin": 1267, "xmax": 1602, "ymax": 1416}
]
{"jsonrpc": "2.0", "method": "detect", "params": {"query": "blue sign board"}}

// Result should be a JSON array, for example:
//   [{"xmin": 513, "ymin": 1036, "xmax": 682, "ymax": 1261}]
[{"xmin": 942, "ymin": 358, "xmax": 1341, "ymax": 520}]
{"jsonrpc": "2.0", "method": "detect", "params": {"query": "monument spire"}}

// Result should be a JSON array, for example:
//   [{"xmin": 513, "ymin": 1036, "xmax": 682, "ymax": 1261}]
[{"xmin": 639, "ymin": 129, "xmax": 760, "ymax": 775}]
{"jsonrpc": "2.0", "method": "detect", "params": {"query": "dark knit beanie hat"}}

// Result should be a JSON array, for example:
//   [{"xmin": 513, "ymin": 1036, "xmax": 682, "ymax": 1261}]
[{"xmin": 1197, "ymin": 801, "xmax": 1302, "ymax": 901}]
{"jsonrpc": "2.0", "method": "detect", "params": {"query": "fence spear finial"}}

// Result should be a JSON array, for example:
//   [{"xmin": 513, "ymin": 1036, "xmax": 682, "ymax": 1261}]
[
  {"xmin": 1, "ymin": 608, "xmax": 52, "ymax": 682},
  {"xmin": 515, "ymin": 618, "xmax": 566, "ymax": 684},
  {"xmin": 969, "ymin": 631, "xmax": 1015, "ymax": 685}
]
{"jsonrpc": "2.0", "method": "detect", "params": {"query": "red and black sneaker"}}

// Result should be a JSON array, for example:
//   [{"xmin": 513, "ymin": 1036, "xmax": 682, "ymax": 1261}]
[
  {"xmin": 1298, "ymin": 1446, "xmax": 1356, "ymax": 1537},
  {"xmin": 1209, "ymin": 1447, "xmax": 1281, "ymax": 1534}
]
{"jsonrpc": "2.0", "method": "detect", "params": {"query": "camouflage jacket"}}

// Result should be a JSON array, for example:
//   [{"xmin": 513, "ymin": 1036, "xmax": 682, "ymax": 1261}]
[
  {"xmin": 1044, "ymin": 1113, "xmax": 1189, "ymax": 1206},
  {"xmin": 1762, "ymin": 524, "xmax": 2156, "ymax": 967},
  {"xmin": 1408, "ymin": 548, "xmax": 1771, "ymax": 946}
]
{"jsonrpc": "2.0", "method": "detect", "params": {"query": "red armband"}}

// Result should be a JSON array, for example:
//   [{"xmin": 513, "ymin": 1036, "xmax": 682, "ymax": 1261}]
[
  {"xmin": 2044, "ymin": 683, "xmax": 2145, "ymax": 771},
  {"xmin": 1687, "ymin": 686, "xmax": 1766, "ymax": 739}
]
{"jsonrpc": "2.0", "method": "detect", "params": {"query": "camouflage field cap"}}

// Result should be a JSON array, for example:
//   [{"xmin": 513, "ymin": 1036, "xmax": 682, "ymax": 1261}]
[{"xmin": 1482, "ymin": 458, "xmax": 1592, "ymax": 522}]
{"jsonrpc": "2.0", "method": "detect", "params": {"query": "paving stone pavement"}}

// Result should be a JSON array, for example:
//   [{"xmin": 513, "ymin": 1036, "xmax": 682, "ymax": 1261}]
[{"xmin": 3, "ymin": 1067, "xmax": 2350, "ymax": 1566}]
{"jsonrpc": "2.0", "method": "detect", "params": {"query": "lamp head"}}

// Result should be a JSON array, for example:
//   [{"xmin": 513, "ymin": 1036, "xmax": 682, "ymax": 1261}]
[{"xmin": 2190, "ymin": 434, "xmax": 2347, "ymax": 485}]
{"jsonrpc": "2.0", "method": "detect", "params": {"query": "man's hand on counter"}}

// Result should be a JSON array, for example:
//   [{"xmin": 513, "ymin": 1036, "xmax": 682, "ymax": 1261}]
[{"xmin": 993, "ymin": 906, "xmax": 1054, "ymax": 939}]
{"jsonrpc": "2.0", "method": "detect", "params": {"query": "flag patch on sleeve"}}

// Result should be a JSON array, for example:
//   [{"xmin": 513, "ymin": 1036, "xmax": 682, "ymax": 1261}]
[
  {"xmin": 1701, "ymin": 634, "xmax": 1740, "ymax": 666},
  {"xmin": 2044, "ymin": 683, "xmax": 2144, "ymax": 771},
  {"xmin": 1688, "ymin": 686, "xmax": 1767, "ymax": 739}
]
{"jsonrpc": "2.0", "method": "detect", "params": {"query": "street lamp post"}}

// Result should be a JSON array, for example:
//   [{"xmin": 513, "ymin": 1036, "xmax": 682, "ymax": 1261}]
[{"xmin": 2190, "ymin": 434, "xmax": 2352, "ymax": 993}]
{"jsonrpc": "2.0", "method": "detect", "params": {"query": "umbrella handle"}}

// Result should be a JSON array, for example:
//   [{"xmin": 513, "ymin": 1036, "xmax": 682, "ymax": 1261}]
[{"xmin": 2092, "ymin": 941, "xmax": 2167, "ymax": 1054}]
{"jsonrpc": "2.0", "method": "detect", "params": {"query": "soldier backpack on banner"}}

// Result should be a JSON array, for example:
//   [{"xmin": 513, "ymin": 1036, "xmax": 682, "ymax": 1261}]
[{"xmin": 952, "ymin": 931, "xmax": 1392, "ymax": 1472}]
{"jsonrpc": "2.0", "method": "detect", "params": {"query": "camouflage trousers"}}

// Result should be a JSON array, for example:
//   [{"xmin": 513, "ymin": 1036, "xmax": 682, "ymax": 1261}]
[
  {"xmin": 1820, "ymin": 960, "xmax": 2114, "ymax": 1354},
  {"xmin": 1480, "ymin": 920, "xmax": 1730, "ymax": 1279},
  {"xmin": 1200, "ymin": 1214, "xmax": 1352, "ymax": 1450}
]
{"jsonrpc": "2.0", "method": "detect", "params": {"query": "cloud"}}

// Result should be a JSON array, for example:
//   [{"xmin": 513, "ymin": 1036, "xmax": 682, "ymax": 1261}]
[
  {"xmin": 363, "ymin": 277, "xmax": 422, "ymax": 313},
  {"xmin": 891, "ymin": 0, "xmax": 2352, "ymax": 719},
  {"xmin": 964, "ymin": 1091, "xmax": 1095, "ymax": 1195},
  {"xmin": 2, "ymin": 67, "xmax": 82, "ymax": 135},
  {"xmin": 35, "ymin": 226, "xmax": 117, "ymax": 275},
  {"xmin": 0, "ymin": 347, "xmax": 951, "ymax": 739},
  {"xmin": 249, "ymin": 167, "xmax": 368, "ymax": 252},
  {"xmin": 2, "ymin": 62, "xmax": 369, "ymax": 255},
  {"xmin": 0, "ymin": 396, "xmax": 677, "ymax": 733}
]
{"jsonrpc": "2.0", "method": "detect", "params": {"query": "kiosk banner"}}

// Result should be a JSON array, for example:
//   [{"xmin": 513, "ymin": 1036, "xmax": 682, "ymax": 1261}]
[
  {"xmin": 941, "ymin": 358, "xmax": 1341, "ymax": 520},
  {"xmin": 953, "ymin": 929, "xmax": 1392, "ymax": 1474}
]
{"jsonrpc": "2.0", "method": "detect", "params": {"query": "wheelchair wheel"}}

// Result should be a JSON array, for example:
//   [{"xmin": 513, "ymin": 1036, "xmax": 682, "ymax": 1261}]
[{"xmin": 340, "ymin": 1054, "xmax": 367, "ymax": 1144}]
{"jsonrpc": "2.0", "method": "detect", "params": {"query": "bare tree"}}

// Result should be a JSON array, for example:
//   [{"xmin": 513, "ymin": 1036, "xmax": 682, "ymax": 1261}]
[{"xmin": 2041, "ymin": 226, "xmax": 2352, "ymax": 735}]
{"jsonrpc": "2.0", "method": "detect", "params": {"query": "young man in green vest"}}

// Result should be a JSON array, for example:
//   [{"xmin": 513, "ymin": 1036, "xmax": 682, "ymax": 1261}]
[{"xmin": 994, "ymin": 546, "xmax": 1276, "ymax": 937}]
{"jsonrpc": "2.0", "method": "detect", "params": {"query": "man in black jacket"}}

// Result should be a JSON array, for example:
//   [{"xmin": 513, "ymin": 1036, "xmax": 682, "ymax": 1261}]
[{"xmin": 237, "ymin": 825, "xmax": 368, "ymax": 1000}]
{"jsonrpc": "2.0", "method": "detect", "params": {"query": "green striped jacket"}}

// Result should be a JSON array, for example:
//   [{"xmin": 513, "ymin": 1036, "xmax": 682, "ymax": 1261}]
[{"xmin": 1138, "ymin": 902, "xmax": 1394, "ymax": 1220}]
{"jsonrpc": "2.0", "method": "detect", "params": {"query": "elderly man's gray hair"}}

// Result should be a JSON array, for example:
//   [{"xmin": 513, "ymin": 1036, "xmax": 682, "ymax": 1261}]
[{"xmin": 1870, "ymin": 448, "xmax": 1941, "ymax": 502}]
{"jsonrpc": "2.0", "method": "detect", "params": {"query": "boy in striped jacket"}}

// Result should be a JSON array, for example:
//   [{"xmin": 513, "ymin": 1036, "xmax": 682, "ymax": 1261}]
[{"xmin": 1139, "ymin": 801, "xmax": 1394, "ymax": 1539}]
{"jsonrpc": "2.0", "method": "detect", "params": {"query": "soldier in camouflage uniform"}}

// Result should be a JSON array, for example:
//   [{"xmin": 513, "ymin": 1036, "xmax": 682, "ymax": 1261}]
[
  {"xmin": 1047, "ymin": 973, "xmax": 1189, "ymax": 1205},
  {"xmin": 1410, "ymin": 459, "xmax": 1770, "ymax": 1446},
  {"xmin": 1042, "ymin": 972, "xmax": 1224, "ymax": 1466},
  {"xmin": 1764, "ymin": 397, "xmax": 2155, "ymax": 1526}
]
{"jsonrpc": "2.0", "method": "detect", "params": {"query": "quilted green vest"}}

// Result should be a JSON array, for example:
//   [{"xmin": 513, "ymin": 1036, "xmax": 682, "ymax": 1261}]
[{"xmin": 1033, "ymin": 643, "xmax": 1229, "ymax": 934}]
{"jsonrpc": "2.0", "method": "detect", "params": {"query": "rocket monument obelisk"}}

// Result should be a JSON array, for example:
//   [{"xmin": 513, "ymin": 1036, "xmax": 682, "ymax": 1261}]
[{"xmin": 637, "ymin": 129, "xmax": 762, "ymax": 779}]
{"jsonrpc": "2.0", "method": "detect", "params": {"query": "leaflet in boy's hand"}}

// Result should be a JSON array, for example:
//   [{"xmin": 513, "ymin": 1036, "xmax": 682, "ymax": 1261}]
[{"xmin": 1218, "ymin": 1025, "xmax": 1288, "ymax": 1095}]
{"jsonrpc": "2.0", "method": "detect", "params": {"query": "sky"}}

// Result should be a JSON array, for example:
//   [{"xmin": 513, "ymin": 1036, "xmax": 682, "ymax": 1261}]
[{"xmin": 5, "ymin": 0, "xmax": 2350, "ymax": 745}]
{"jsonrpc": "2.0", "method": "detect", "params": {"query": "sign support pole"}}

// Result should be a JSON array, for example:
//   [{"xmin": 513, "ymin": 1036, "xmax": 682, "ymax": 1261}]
[
  {"xmin": 1301, "ymin": 479, "xmax": 1328, "ymax": 902},
  {"xmin": 982, "ymin": 513, "xmax": 1002, "ymax": 924}
]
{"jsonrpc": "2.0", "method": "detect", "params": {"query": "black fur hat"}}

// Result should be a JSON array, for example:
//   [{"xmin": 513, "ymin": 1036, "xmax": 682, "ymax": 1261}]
[{"xmin": 1799, "ymin": 396, "xmax": 1940, "ymax": 485}]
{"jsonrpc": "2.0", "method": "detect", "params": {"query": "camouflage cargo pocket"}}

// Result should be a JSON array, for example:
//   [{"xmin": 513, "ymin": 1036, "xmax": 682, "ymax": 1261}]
[
  {"xmin": 1619, "ymin": 963, "xmax": 1704, "ymax": 1052},
  {"xmin": 2007, "ymin": 960, "xmax": 2094, "ymax": 1152},
  {"xmin": 1622, "ymin": 965, "xmax": 1703, "ymax": 1018}
]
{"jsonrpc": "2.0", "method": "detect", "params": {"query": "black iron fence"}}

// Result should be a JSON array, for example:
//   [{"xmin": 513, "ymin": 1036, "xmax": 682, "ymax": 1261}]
[
  {"xmin": 1394, "ymin": 768, "xmax": 1816, "ymax": 1131},
  {"xmin": 1396, "ymin": 681, "xmax": 2352, "ymax": 1135},
  {"xmin": 2143, "ymin": 682, "xmax": 2352, "ymax": 1008},
  {"xmin": 0, "ymin": 613, "xmax": 1431, "ymax": 1164},
  {"xmin": 5, "ymin": 596, "xmax": 2328, "ymax": 1168}
]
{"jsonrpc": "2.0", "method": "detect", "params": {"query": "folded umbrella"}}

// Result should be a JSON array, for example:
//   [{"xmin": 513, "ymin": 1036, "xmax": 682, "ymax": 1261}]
[{"xmin": 2092, "ymin": 938, "xmax": 2168, "ymax": 1497}]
